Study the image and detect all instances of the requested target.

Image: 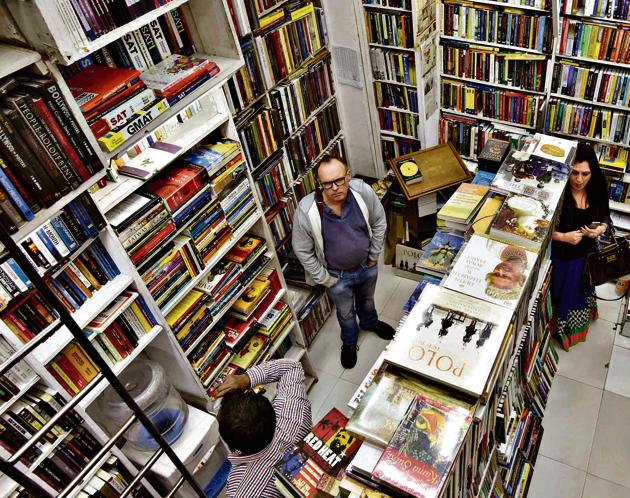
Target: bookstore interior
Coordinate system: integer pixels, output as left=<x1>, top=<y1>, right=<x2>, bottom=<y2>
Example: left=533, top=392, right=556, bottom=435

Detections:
left=0, top=0, right=630, bottom=497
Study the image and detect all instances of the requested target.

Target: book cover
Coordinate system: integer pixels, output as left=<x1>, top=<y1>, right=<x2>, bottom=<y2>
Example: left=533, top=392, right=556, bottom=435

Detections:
left=372, top=393, right=472, bottom=498
left=437, top=183, right=489, bottom=223
left=395, top=157, right=423, bottom=185
left=417, top=232, right=465, bottom=275
left=404, top=275, right=443, bottom=314
left=346, top=371, right=419, bottom=446
left=444, top=235, right=537, bottom=310
left=231, top=279, right=271, bottom=316
left=139, top=54, right=216, bottom=92
left=526, top=133, right=577, bottom=166
left=143, top=164, right=206, bottom=213
left=231, top=333, right=268, bottom=369
left=383, top=284, right=513, bottom=397
left=491, top=149, right=570, bottom=204
left=477, top=138, right=510, bottom=173
left=226, top=235, right=265, bottom=264
left=470, top=194, right=504, bottom=236
left=489, top=193, right=554, bottom=253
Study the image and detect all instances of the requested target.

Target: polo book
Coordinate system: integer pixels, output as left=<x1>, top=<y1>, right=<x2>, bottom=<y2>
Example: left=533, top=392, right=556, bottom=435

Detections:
left=383, top=283, right=513, bottom=397
left=489, top=193, right=555, bottom=253
left=491, top=149, right=570, bottom=205
left=444, top=235, right=537, bottom=310
left=372, top=393, right=473, bottom=498
left=417, top=232, right=465, bottom=276
left=437, top=183, right=489, bottom=224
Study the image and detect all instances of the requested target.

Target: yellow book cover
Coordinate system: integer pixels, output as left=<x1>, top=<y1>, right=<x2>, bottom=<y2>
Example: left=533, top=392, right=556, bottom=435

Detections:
left=465, top=87, right=476, bottom=113
left=64, top=344, right=98, bottom=383
left=49, top=362, right=79, bottom=394
left=291, top=3, right=314, bottom=21
left=130, top=302, right=152, bottom=332
left=260, top=9, right=284, bottom=29
left=472, top=196, right=504, bottom=234
left=232, top=334, right=269, bottom=369
left=232, top=278, right=271, bottom=315
left=438, top=183, right=489, bottom=222
left=74, top=259, right=102, bottom=291
left=176, top=307, right=206, bottom=341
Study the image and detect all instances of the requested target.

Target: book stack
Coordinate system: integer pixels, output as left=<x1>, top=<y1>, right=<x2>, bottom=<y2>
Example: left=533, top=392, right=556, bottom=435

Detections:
left=285, top=101, right=342, bottom=176
left=78, top=455, right=153, bottom=497
left=365, top=11, right=413, bottom=49
left=1, top=385, right=104, bottom=492
left=378, top=107, right=418, bottom=138
left=369, top=48, right=417, bottom=86
left=0, top=336, right=36, bottom=402
left=219, top=177, right=258, bottom=230
left=0, top=256, right=33, bottom=313
left=166, top=290, right=212, bottom=350
left=254, top=154, right=293, bottom=212
left=84, top=291, right=158, bottom=367
left=189, top=324, right=230, bottom=388
left=364, top=0, right=412, bottom=8
left=47, top=343, right=99, bottom=397
left=230, top=276, right=272, bottom=320
left=562, top=0, right=610, bottom=15
left=257, top=301, right=292, bottom=344
left=292, top=168, right=318, bottom=201
left=184, top=139, right=247, bottom=196
left=558, top=18, right=630, bottom=64
left=274, top=408, right=362, bottom=498
left=270, top=52, right=335, bottom=138
left=442, top=42, right=548, bottom=93
left=381, top=134, right=421, bottom=162
left=2, top=290, right=58, bottom=344
left=238, top=107, right=282, bottom=169
left=231, top=332, right=269, bottom=370
left=47, top=239, right=122, bottom=314
left=395, top=232, right=464, bottom=280
left=403, top=275, right=442, bottom=313
left=437, top=183, right=489, bottom=233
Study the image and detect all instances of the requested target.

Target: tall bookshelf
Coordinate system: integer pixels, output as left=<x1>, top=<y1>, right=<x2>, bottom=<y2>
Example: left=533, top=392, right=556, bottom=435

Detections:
left=549, top=0, right=630, bottom=225
left=0, top=0, right=318, bottom=495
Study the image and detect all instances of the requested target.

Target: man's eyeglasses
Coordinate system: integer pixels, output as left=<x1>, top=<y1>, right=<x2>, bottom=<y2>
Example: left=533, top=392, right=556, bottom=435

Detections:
left=319, top=173, right=348, bottom=190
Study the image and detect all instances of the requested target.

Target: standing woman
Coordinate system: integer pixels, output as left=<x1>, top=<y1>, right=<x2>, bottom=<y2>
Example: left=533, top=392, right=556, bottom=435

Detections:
left=551, top=143, right=610, bottom=351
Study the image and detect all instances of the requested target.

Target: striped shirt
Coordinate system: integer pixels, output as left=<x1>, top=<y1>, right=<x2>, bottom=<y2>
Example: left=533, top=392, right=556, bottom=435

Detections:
left=227, top=360, right=313, bottom=498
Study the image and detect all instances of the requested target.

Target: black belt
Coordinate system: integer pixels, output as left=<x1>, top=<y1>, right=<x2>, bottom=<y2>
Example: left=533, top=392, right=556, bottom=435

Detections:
left=329, top=263, right=364, bottom=273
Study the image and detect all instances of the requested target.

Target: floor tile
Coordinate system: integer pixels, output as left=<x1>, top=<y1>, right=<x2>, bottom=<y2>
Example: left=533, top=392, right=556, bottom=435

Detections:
left=597, top=298, right=624, bottom=324
left=556, top=318, right=614, bottom=389
left=381, top=278, right=418, bottom=323
left=313, top=377, right=359, bottom=421
left=374, top=269, right=399, bottom=314
left=342, top=332, right=389, bottom=385
left=582, top=475, right=630, bottom=498
left=307, top=369, right=337, bottom=417
left=308, top=317, right=344, bottom=378
left=589, top=391, right=630, bottom=488
left=614, top=331, right=630, bottom=350
left=605, top=346, right=630, bottom=398
left=527, top=456, right=586, bottom=498
left=538, top=375, right=602, bottom=470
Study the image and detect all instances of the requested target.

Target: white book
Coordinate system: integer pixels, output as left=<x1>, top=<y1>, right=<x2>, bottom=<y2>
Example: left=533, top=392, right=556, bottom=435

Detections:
left=231, top=0, right=252, bottom=36
left=100, top=88, right=156, bottom=129
left=254, top=36, right=275, bottom=89
left=0, top=336, right=35, bottom=387
left=133, top=30, right=154, bottom=68
left=121, top=33, right=149, bottom=70
left=68, top=262, right=93, bottom=291
left=41, top=221, right=70, bottom=258
left=30, top=233, right=58, bottom=267
left=0, top=262, right=28, bottom=293
left=54, top=0, right=89, bottom=48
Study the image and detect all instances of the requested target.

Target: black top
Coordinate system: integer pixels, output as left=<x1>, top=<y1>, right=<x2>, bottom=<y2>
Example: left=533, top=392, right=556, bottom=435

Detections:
left=551, top=192, right=611, bottom=260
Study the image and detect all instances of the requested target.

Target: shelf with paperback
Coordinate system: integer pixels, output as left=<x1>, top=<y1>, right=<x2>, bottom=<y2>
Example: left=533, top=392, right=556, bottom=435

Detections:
left=441, top=74, right=548, bottom=96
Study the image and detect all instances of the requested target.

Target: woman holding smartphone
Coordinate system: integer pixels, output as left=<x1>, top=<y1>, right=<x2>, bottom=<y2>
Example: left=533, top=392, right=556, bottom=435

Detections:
left=551, top=143, right=610, bottom=350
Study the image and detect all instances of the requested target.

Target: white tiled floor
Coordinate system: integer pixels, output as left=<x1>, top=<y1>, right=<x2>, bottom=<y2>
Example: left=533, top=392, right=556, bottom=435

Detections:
left=306, top=264, right=630, bottom=497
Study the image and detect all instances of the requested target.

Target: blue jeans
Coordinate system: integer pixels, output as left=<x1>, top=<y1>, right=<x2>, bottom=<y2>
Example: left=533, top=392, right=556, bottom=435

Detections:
left=326, top=263, right=380, bottom=345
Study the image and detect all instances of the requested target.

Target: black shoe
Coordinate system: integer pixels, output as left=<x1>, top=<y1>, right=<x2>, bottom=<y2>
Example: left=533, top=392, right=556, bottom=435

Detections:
left=341, top=343, right=359, bottom=369
left=366, top=320, right=395, bottom=340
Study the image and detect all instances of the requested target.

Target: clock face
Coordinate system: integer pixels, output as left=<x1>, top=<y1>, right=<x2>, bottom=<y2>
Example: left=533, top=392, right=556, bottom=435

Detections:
left=400, top=161, right=419, bottom=177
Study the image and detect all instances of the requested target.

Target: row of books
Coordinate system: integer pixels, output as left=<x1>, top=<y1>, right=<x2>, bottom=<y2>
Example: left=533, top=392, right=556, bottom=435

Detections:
left=375, top=81, right=419, bottom=113
left=552, top=60, right=630, bottom=108
left=559, top=18, right=630, bottom=64
left=295, top=289, right=333, bottom=346
left=363, top=0, right=413, bottom=9
left=364, top=11, right=414, bottom=49
left=47, top=342, right=99, bottom=397
left=253, top=154, right=293, bottom=213
left=440, top=2, right=552, bottom=53
left=606, top=175, right=630, bottom=203
left=285, top=100, right=342, bottom=176
left=76, top=456, right=153, bottom=498
left=48, top=239, right=122, bottom=314
left=0, top=76, right=103, bottom=227
left=545, top=98, right=630, bottom=145
left=0, top=257, right=35, bottom=314
left=441, top=79, right=543, bottom=127
left=238, top=107, right=282, bottom=170
left=441, top=42, right=548, bottom=92
left=267, top=194, right=296, bottom=249
left=52, top=0, right=182, bottom=44
left=3, top=290, right=58, bottom=347
left=597, top=143, right=629, bottom=172
left=254, top=4, right=324, bottom=88
left=0, top=382, right=104, bottom=492
left=85, top=290, right=158, bottom=368
left=439, top=112, right=527, bottom=159
left=369, top=47, right=417, bottom=86
left=378, top=107, right=419, bottom=137
left=0, top=335, right=36, bottom=402
left=60, top=8, right=196, bottom=77
left=381, top=134, right=421, bottom=162
left=270, top=52, right=335, bottom=139
left=225, top=35, right=266, bottom=116
left=562, top=0, right=616, bottom=17
left=19, top=194, right=105, bottom=277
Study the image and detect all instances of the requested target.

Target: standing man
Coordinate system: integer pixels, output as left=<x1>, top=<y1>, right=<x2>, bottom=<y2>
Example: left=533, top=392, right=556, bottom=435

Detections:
left=292, top=155, right=395, bottom=368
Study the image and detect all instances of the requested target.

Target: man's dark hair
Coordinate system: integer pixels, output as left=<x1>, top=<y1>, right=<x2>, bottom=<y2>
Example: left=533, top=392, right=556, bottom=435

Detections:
left=217, top=391, right=276, bottom=455
left=315, top=154, right=347, bottom=181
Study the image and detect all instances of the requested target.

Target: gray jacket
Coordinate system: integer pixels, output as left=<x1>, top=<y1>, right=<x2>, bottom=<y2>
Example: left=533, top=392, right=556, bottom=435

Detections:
left=291, top=178, right=387, bottom=288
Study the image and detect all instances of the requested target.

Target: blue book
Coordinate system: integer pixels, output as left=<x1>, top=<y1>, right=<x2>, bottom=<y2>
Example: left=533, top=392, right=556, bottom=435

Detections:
left=65, top=202, right=93, bottom=240
left=50, top=277, right=80, bottom=311
left=50, top=216, right=78, bottom=252
left=472, top=170, right=496, bottom=186
left=90, top=241, right=120, bottom=279
left=417, top=232, right=465, bottom=275
left=36, top=227, right=62, bottom=262
left=135, top=295, right=157, bottom=327
left=0, top=166, right=34, bottom=221
left=69, top=200, right=98, bottom=238
left=4, top=258, right=32, bottom=290
left=403, top=275, right=442, bottom=314
left=57, top=272, right=86, bottom=305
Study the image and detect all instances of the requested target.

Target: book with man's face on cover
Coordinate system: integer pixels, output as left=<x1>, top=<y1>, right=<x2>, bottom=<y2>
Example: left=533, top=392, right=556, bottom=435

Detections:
left=444, top=235, right=537, bottom=310
left=384, top=283, right=513, bottom=397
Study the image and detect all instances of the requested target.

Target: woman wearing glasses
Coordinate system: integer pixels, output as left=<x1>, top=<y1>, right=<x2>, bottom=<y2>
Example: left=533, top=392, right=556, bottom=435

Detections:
left=292, top=155, right=395, bottom=368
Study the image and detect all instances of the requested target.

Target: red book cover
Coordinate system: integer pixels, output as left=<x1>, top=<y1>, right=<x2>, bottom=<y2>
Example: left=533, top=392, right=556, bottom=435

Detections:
left=55, top=354, right=88, bottom=390
left=104, top=325, right=130, bottom=358
left=160, top=62, right=218, bottom=96
left=47, top=365, right=75, bottom=397
left=225, top=235, right=265, bottom=264
left=130, top=221, right=176, bottom=264
left=144, top=164, right=206, bottom=212
left=224, top=316, right=256, bottom=349
left=3, top=313, right=35, bottom=342
left=67, top=66, right=141, bottom=114
left=84, top=80, right=146, bottom=122
left=372, top=394, right=472, bottom=498
left=110, top=322, right=135, bottom=354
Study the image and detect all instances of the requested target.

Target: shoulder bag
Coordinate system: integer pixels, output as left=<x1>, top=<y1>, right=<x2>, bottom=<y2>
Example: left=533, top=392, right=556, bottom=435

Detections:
left=584, top=228, right=630, bottom=287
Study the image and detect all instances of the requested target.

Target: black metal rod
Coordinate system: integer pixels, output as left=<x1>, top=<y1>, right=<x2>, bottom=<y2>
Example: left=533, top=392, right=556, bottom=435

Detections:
left=0, top=224, right=206, bottom=496
left=0, top=459, right=55, bottom=498
left=56, top=415, right=137, bottom=498
left=0, top=320, right=61, bottom=377
left=118, top=448, right=165, bottom=498
left=165, top=475, right=187, bottom=498
left=8, top=373, right=105, bottom=464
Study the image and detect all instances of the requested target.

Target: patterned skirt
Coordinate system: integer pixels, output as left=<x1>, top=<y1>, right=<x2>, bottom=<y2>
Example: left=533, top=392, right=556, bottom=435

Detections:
left=551, top=257, right=598, bottom=351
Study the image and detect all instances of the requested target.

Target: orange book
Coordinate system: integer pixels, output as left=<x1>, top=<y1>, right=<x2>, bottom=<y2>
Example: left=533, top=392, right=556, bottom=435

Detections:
left=67, top=65, right=141, bottom=114
left=63, top=343, right=99, bottom=384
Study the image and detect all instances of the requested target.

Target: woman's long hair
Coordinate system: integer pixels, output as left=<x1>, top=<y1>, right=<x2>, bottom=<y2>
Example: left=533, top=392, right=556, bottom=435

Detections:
left=572, top=142, right=608, bottom=206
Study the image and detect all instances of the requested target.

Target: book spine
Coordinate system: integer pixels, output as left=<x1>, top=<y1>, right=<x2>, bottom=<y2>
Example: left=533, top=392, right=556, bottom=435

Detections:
left=100, top=88, right=156, bottom=129
left=149, top=19, right=172, bottom=59
left=139, top=24, right=162, bottom=65
left=0, top=158, right=34, bottom=221
left=121, top=33, right=149, bottom=70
